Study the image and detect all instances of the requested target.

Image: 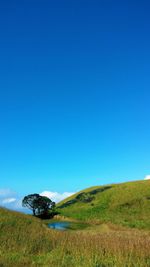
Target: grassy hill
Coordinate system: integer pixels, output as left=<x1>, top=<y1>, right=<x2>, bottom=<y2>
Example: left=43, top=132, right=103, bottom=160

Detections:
left=57, top=180, right=150, bottom=229
left=0, top=207, right=54, bottom=266
left=0, top=186, right=150, bottom=267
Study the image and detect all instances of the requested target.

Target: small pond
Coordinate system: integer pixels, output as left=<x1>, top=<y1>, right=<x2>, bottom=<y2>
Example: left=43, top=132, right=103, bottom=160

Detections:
left=48, top=221, right=88, bottom=231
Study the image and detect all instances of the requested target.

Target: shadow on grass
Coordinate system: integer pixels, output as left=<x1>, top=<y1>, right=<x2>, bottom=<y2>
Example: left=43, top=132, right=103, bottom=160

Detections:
left=59, top=186, right=112, bottom=209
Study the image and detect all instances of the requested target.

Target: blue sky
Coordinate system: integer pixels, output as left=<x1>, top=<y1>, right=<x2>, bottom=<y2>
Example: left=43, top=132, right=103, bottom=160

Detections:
left=0, top=0, right=150, bottom=210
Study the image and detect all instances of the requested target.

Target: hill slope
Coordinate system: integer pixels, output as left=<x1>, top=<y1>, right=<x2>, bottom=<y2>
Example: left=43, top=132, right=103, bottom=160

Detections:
left=0, top=198, right=150, bottom=266
left=0, top=207, right=54, bottom=266
left=57, top=180, right=150, bottom=229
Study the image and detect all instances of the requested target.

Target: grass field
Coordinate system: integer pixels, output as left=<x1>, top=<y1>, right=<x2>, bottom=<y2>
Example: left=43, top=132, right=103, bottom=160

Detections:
left=0, top=212, right=150, bottom=266
left=57, top=180, right=150, bottom=229
left=0, top=180, right=150, bottom=266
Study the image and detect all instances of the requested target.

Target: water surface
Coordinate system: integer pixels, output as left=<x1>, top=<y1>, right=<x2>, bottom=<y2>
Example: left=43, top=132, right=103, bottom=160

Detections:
left=48, top=221, right=88, bottom=231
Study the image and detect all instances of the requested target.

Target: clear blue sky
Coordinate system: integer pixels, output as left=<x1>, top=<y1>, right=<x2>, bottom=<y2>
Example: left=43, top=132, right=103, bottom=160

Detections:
left=0, top=0, right=150, bottom=197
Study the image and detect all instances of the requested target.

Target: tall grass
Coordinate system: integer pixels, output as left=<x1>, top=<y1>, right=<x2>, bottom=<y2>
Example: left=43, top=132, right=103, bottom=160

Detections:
left=0, top=207, right=150, bottom=267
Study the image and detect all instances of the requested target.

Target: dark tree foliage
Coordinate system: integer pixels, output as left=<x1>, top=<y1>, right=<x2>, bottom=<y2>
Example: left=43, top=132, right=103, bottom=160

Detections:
left=22, top=194, right=56, bottom=218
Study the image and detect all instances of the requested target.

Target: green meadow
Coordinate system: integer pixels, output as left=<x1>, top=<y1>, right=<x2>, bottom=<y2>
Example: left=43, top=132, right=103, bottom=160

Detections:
left=58, top=180, right=150, bottom=229
left=0, top=180, right=150, bottom=267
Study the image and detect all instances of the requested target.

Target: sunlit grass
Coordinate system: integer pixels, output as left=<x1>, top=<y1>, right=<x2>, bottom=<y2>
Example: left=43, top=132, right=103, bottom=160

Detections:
left=0, top=207, right=150, bottom=266
left=57, top=180, right=150, bottom=229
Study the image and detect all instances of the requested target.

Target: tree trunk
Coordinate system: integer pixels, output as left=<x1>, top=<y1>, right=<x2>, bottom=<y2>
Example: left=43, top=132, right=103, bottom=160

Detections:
left=33, top=208, right=35, bottom=216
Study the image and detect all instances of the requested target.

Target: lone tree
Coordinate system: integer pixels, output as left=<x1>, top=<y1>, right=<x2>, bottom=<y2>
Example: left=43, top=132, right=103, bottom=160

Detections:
left=22, top=193, right=55, bottom=218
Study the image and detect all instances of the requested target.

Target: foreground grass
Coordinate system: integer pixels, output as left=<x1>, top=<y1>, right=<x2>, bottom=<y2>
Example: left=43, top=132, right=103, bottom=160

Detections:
left=0, top=207, right=150, bottom=267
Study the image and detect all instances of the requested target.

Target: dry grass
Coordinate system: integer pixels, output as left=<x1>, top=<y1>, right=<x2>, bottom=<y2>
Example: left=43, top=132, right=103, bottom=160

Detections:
left=0, top=207, right=150, bottom=266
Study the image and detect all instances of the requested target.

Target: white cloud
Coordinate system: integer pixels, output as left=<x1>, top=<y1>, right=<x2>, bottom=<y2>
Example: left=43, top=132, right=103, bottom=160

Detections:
left=144, top=175, right=150, bottom=180
left=0, top=188, right=24, bottom=211
left=0, top=188, right=75, bottom=212
left=2, top=198, right=16, bottom=204
left=40, top=191, right=75, bottom=203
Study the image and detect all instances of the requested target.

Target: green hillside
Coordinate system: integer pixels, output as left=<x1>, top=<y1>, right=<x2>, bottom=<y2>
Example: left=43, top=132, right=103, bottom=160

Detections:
left=0, top=191, right=150, bottom=267
left=57, top=180, right=150, bottom=229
